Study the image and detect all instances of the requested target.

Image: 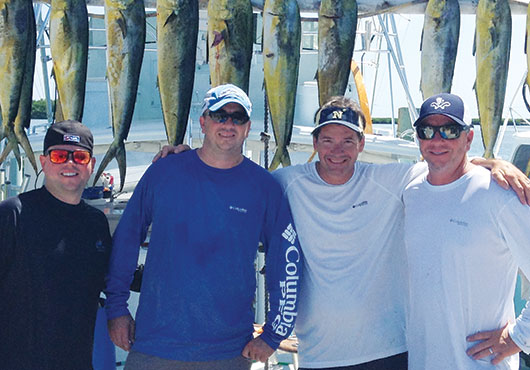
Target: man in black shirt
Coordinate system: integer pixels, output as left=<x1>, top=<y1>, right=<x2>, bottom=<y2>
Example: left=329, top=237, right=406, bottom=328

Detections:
left=0, top=120, right=112, bottom=370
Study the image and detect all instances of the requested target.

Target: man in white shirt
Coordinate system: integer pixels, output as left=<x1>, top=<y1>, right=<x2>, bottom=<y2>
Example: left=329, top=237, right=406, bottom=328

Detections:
left=403, top=92, right=530, bottom=370
left=156, top=95, right=530, bottom=370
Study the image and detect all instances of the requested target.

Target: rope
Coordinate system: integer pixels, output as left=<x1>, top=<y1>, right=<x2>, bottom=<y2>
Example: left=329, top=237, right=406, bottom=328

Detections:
left=261, top=92, right=270, bottom=170
left=261, top=91, right=270, bottom=370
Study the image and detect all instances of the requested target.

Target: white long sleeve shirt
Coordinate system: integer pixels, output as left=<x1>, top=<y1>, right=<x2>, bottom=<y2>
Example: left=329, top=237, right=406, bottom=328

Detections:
left=403, top=166, right=530, bottom=370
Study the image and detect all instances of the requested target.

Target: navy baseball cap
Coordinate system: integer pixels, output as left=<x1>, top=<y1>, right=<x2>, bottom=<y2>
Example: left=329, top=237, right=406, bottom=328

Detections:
left=201, top=84, right=252, bottom=117
left=413, top=93, right=472, bottom=127
left=44, top=120, right=94, bottom=153
left=311, top=106, right=363, bottom=135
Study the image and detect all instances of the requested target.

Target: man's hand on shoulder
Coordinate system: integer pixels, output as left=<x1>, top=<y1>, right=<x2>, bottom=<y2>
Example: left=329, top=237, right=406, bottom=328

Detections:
left=152, top=144, right=192, bottom=163
left=471, top=157, right=530, bottom=205
left=107, top=314, right=135, bottom=351
left=241, top=336, right=275, bottom=363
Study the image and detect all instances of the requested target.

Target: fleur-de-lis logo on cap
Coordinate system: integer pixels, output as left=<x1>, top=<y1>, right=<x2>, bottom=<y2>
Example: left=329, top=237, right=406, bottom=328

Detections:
left=332, top=110, right=344, bottom=119
left=430, top=97, right=451, bottom=110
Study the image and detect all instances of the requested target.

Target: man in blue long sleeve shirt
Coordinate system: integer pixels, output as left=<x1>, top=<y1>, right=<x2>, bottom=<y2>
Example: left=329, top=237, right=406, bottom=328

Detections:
left=105, top=84, right=301, bottom=369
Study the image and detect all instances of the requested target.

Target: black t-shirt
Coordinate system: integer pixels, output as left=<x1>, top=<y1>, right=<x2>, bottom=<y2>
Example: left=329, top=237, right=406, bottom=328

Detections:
left=0, top=187, right=112, bottom=370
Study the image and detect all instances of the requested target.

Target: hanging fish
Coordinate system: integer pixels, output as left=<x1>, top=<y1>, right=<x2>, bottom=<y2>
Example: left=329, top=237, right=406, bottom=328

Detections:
left=263, top=0, right=301, bottom=170
left=317, top=0, right=357, bottom=107
left=93, top=0, right=146, bottom=191
left=0, top=0, right=37, bottom=170
left=207, top=0, right=253, bottom=93
left=11, top=6, right=38, bottom=173
left=420, top=0, right=460, bottom=100
left=157, top=0, right=198, bottom=146
left=49, top=0, right=89, bottom=122
left=474, top=0, right=511, bottom=158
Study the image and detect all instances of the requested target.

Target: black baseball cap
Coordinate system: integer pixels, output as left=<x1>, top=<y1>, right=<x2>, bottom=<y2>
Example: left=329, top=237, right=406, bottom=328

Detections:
left=43, top=120, right=94, bottom=153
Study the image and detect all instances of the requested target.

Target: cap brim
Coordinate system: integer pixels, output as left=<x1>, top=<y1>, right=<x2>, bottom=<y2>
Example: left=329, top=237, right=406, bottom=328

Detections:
left=413, top=113, right=470, bottom=127
left=207, top=99, right=252, bottom=116
left=311, top=120, right=363, bottom=135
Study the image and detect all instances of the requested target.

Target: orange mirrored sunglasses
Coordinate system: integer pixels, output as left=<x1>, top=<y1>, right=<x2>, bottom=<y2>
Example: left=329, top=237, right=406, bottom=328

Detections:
left=47, top=149, right=92, bottom=165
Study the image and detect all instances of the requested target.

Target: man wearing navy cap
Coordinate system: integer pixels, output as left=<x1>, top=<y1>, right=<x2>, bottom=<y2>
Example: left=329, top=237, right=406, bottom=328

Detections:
left=403, top=93, right=530, bottom=369
left=157, top=94, right=530, bottom=370
left=105, top=84, right=301, bottom=369
left=0, top=120, right=112, bottom=369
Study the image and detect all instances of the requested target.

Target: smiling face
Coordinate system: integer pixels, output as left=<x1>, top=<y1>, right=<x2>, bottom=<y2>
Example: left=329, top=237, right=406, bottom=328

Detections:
left=40, top=144, right=95, bottom=204
left=313, top=124, right=365, bottom=185
left=199, top=102, right=251, bottom=158
left=417, top=114, right=474, bottom=185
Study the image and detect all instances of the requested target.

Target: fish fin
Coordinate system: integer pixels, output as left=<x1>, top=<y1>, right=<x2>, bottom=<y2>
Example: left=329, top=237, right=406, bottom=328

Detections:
left=117, top=11, right=127, bottom=38
left=206, top=32, right=210, bottom=63
left=281, top=150, right=291, bottom=168
left=93, top=141, right=127, bottom=192
left=472, top=26, right=476, bottom=56
left=12, top=142, right=22, bottom=169
left=490, top=27, right=498, bottom=50
left=0, top=134, right=21, bottom=169
left=269, top=147, right=288, bottom=171
left=522, top=83, right=530, bottom=113
left=0, top=141, right=13, bottom=166
left=163, top=11, right=177, bottom=27
left=211, top=30, right=225, bottom=47
left=1, top=5, right=8, bottom=23
left=14, top=128, right=39, bottom=174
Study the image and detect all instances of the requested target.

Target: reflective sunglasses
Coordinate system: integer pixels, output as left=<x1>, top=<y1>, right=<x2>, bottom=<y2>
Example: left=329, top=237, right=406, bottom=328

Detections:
left=416, top=124, right=469, bottom=140
left=47, top=149, right=92, bottom=165
left=208, top=110, right=249, bottom=125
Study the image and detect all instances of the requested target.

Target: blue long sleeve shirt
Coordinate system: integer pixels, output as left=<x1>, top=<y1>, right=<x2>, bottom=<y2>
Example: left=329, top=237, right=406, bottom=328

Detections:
left=105, top=150, right=301, bottom=361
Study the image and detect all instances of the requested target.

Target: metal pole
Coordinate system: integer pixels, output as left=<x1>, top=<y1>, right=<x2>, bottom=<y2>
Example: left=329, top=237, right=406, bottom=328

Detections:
left=377, top=14, right=418, bottom=123
left=0, top=169, right=6, bottom=201
left=369, top=18, right=384, bottom=117
left=35, top=4, right=54, bottom=125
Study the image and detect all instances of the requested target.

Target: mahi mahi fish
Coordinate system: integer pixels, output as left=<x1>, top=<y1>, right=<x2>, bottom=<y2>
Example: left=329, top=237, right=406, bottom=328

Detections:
left=50, top=0, right=88, bottom=121
left=207, top=0, right=253, bottom=93
left=474, top=0, right=511, bottom=158
left=157, top=0, right=197, bottom=146
left=0, top=0, right=38, bottom=171
left=93, top=0, right=145, bottom=191
left=420, top=0, right=460, bottom=100
left=263, top=0, right=301, bottom=170
left=317, top=0, right=357, bottom=107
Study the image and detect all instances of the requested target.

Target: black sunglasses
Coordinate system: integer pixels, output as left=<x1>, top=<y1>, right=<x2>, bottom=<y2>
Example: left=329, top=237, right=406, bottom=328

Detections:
left=416, top=124, right=469, bottom=140
left=208, top=110, right=249, bottom=125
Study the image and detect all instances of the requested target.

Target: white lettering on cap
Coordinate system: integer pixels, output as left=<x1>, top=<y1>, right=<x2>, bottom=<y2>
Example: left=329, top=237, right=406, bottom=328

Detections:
left=63, top=134, right=80, bottom=143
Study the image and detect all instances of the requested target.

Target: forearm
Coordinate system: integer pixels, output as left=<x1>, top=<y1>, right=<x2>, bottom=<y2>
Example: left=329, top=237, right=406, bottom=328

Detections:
left=105, top=187, right=151, bottom=319
left=262, top=202, right=302, bottom=349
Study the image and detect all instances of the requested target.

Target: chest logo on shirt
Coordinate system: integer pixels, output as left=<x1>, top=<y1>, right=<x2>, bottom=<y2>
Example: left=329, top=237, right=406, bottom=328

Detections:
left=229, top=205, right=247, bottom=214
left=95, top=240, right=106, bottom=252
left=352, top=200, right=368, bottom=209
left=449, top=218, right=468, bottom=227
